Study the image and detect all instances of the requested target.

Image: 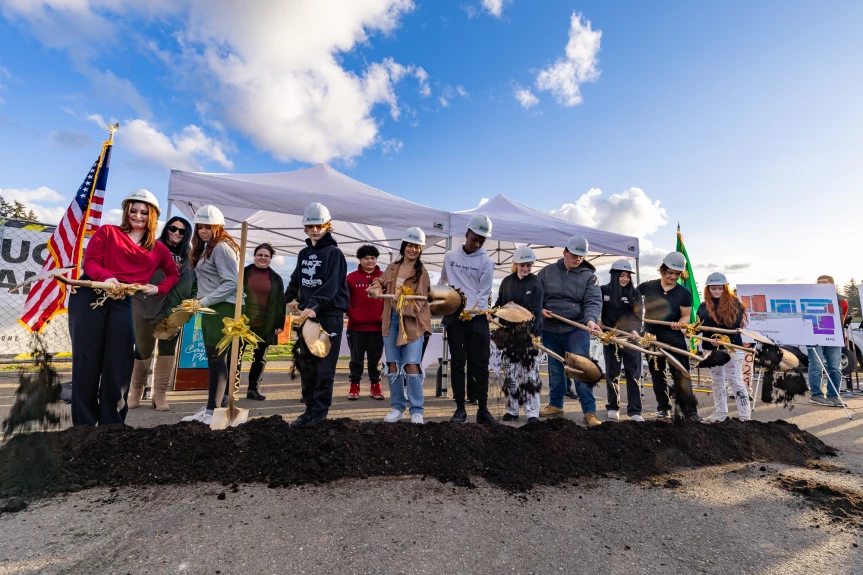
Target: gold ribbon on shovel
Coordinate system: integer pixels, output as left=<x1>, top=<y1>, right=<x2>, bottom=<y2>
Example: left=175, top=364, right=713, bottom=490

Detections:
left=216, top=315, right=264, bottom=356
left=395, top=285, right=420, bottom=345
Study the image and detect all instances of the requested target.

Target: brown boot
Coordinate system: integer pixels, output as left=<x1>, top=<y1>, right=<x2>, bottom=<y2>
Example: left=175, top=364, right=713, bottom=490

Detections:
left=127, top=359, right=150, bottom=409
left=151, top=355, right=175, bottom=411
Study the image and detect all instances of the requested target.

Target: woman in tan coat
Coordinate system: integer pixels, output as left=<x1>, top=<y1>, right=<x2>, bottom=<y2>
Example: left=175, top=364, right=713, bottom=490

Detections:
left=367, top=227, right=432, bottom=424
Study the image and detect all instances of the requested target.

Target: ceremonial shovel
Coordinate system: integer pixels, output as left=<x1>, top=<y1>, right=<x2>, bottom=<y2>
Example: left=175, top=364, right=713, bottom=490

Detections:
left=211, top=221, right=250, bottom=430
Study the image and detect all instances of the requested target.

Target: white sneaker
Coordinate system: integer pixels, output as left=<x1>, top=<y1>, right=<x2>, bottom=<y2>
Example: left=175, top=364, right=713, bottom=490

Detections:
left=630, top=414, right=645, bottom=422
left=411, top=413, right=424, bottom=425
left=705, top=412, right=727, bottom=423
left=384, top=409, right=404, bottom=423
left=607, top=410, right=619, bottom=420
left=182, top=407, right=212, bottom=425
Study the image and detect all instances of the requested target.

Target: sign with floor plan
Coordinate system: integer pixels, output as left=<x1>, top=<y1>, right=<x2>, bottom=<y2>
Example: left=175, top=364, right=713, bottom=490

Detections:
left=737, top=284, right=843, bottom=346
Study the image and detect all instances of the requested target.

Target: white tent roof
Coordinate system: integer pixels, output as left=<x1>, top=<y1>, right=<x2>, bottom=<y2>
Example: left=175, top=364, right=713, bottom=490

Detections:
left=168, top=163, right=451, bottom=268
left=167, top=164, right=639, bottom=276
left=450, top=194, right=639, bottom=270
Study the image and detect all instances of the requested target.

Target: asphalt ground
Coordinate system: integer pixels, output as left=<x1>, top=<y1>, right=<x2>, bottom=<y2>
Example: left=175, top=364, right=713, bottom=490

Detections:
left=1, top=362, right=863, bottom=574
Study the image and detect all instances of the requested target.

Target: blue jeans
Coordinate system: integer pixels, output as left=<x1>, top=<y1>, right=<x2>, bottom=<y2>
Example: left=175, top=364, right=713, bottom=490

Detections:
left=542, top=328, right=596, bottom=413
left=807, top=346, right=843, bottom=399
left=384, top=312, right=424, bottom=415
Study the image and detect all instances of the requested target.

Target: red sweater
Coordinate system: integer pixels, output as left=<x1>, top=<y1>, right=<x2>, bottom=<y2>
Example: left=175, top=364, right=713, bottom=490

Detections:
left=83, top=225, right=180, bottom=295
left=346, top=267, right=384, bottom=331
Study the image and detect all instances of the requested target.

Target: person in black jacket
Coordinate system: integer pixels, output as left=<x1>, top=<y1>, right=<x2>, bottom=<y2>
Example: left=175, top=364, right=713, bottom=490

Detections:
left=243, top=243, right=287, bottom=401
left=129, top=215, right=196, bottom=411
left=285, top=203, right=349, bottom=427
left=600, top=260, right=644, bottom=422
left=495, top=246, right=543, bottom=422
left=698, top=272, right=750, bottom=422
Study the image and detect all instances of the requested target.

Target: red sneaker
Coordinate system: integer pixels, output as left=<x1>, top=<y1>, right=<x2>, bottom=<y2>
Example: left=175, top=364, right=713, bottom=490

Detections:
left=370, top=382, right=385, bottom=400
left=347, top=382, right=360, bottom=400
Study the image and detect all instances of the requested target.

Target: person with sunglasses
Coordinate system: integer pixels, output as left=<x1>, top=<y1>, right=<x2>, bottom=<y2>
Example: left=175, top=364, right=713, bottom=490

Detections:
left=636, top=252, right=699, bottom=420
left=128, top=216, right=196, bottom=411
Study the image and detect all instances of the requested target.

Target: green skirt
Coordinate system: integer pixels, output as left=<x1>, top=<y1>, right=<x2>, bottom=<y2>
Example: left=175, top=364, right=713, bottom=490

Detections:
left=201, top=301, right=237, bottom=350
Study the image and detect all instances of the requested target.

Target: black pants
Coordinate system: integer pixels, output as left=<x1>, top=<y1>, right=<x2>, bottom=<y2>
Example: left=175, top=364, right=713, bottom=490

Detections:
left=69, top=286, right=134, bottom=426
left=603, top=344, right=643, bottom=415
left=247, top=325, right=269, bottom=391
left=347, top=329, right=383, bottom=384
left=446, top=315, right=490, bottom=408
left=646, top=331, right=692, bottom=414
left=204, top=344, right=229, bottom=410
left=301, top=314, right=344, bottom=418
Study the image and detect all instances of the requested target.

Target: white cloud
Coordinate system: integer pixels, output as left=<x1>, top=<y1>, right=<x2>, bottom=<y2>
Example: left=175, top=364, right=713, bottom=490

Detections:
left=380, top=138, right=403, bottom=154
left=549, top=187, right=666, bottom=239
left=456, top=85, right=468, bottom=98
left=481, top=0, right=510, bottom=18
left=439, top=96, right=450, bottom=108
left=414, top=67, right=431, bottom=98
left=514, top=86, right=539, bottom=109
left=0, top=187, right=67, bottom=224
left=439, top=84, right=468, bottom=109
left=535, top=12, right=601, bottom=106
left=102, top=209, right=124, bottom=226
left=3, top=0, right=419, bottom=164
left=88, top=114, right=233, bottom=171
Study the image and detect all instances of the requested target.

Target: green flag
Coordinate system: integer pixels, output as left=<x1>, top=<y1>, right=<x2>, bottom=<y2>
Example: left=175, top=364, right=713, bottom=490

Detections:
left=676, top=225, right=700, bottom=351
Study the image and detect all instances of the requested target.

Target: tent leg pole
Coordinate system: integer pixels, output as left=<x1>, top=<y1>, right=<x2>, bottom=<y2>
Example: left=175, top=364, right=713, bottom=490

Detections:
left=441, top=233, right=452, bottom=398
left=165, top=199, right=173, bottom=221
left=635, top=258, right=640, bottom=285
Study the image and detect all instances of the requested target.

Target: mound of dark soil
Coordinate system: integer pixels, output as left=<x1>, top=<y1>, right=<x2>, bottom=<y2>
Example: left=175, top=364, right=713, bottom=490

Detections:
left=775, top=477, right=863, bottom=526
left=0, top=417, right=835, bottom=498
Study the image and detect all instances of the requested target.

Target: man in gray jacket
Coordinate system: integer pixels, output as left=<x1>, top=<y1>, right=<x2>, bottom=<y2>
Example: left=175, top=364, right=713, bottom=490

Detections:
left=537, top=235, right=603, bottom=427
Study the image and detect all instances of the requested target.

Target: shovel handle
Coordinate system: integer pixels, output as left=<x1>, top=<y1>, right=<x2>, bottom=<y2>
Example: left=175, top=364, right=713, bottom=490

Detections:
left=604, top=324, right=705, bottom=362
left=643, top=318, right=738, bottom=335
left=226, top=221, right=249, bottom=413
left=376, top=294, right=427, bottom=301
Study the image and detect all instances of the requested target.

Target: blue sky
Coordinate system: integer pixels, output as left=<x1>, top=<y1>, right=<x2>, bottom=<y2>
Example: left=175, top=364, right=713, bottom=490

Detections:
left=0, top=0, right=860, bottom=289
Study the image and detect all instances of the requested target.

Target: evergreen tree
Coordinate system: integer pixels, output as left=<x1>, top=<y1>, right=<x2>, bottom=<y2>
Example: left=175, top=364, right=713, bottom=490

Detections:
left=0, top=196, right=39, bottom=222
left=844, top=279, right=861, bottom=317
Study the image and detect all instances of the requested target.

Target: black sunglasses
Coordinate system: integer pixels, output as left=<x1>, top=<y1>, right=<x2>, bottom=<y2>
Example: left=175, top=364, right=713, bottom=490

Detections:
left=167, top=225, right=187, bottom=235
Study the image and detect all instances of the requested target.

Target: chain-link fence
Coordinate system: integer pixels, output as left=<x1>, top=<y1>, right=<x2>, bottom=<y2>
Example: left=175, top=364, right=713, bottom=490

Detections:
left=0, top=218, right=73, bottom=363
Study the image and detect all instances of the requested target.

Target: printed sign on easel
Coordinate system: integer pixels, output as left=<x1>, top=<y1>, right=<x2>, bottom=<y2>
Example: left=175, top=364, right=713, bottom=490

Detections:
left=737, top=284, right=843, bottom=347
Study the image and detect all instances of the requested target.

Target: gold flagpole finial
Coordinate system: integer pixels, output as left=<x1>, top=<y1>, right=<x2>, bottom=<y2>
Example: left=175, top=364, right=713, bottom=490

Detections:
left=107, top=122, right=119, bottom=142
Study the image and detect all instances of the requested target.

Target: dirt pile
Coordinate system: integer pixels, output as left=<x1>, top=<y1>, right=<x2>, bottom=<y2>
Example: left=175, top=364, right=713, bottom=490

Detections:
left=0, top=417, right=835, bottom=498
left=775, top=476, right=863, bottom=526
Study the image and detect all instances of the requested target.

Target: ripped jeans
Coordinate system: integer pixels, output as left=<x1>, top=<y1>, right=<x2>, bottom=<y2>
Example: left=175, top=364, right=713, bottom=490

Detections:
left=383, top=311, right=425, bottom=415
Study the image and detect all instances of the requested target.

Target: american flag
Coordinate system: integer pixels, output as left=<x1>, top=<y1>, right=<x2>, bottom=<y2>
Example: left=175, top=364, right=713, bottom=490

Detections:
left=19, top=142, right=112, bottom=333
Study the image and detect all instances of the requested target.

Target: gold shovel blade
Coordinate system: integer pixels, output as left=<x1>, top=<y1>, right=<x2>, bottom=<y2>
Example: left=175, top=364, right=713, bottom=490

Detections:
left=302, top=320, right=331, bottom=358
left=493, top=302, right=534, bottom=323
left=210, top=405, right=249, bottom=430
left=778, top=348, right=800, bottom=371
left=563, top=352, right=602, bottom=383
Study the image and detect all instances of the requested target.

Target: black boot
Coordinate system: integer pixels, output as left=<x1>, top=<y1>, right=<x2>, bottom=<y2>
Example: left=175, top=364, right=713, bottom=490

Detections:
left=220, top=393, right=228, bottom=408
left=290, top=412, right=314, bottom=428
left=450, top=405, right=467, bottom=423
left=476, top=408, right=498, bottom=425
left=565, top=379, right=578, bottom=400
left=502, top=413, right=519, bottom=422
left=247, top=385, right=266, bottom=401
left=527, top=416, right=540, bottom=424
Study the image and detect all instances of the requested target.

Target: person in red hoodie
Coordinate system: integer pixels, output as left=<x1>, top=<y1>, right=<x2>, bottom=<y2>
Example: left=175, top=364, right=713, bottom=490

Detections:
left=346, top=245, right=385, bottom=400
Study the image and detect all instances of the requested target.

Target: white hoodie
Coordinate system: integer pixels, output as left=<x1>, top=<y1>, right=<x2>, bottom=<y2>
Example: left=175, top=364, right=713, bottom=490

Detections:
left=439, top=245, right=494, bottom=311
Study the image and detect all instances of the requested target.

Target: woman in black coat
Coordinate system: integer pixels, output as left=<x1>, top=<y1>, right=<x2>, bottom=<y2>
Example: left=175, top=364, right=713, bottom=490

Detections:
left=242, top=243, right=287, bottom=400
left=599, top=259, right=644, bottom=422
left=494, top=246, right=543, bottom=423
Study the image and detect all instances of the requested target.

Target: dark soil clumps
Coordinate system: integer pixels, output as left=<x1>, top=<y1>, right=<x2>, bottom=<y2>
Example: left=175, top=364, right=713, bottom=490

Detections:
left=0, top=417, right=836, bottom=499
left=775, top=476, right=863, bottom=526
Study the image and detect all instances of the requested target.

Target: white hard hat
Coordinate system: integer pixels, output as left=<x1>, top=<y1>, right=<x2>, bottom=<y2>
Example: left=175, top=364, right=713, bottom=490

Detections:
left=467, top=214, right=492, bottom=238
left=303, top=203, right=331, bottom=226
left=123, top=189, right=160, bottom=215
left=706, top=272, right=728, bottom=286
left=402, top=226, right=426, bottom=246
left=565, top=235, right=588, bottom=257
left=193, top=205, right=225, bottom=226
left=512, top=246, right=536, bottom=264
left=662, top=251, right=687, bottom=272
left=610, top=259, right=633, bottom=273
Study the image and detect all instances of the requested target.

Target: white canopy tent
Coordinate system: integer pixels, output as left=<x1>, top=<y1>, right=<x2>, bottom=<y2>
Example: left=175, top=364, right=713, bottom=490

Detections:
left=167, top=164, right=640, bottom=278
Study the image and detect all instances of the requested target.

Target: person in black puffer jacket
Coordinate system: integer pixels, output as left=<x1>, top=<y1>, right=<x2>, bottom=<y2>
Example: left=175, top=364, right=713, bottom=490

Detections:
left=698, top=272, right=750, bottom=422
left=494, top=246, right=544, bottom=423
left=600, top=259, right=644, bottom=422
left=128, top=215, right=196, bottom=411
left=284, top=203, right=348, bottom=428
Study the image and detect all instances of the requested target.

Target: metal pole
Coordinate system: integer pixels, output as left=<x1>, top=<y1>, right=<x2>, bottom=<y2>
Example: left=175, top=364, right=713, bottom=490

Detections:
left=751, top=368, right=763, bottom=411
left=635, top=257, right=640, bottom=286
left=165, top=198, right=173, bottom=221
left=440, top=213, right=452, bottom=397
left=809, top=346, right=852, bottom=419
